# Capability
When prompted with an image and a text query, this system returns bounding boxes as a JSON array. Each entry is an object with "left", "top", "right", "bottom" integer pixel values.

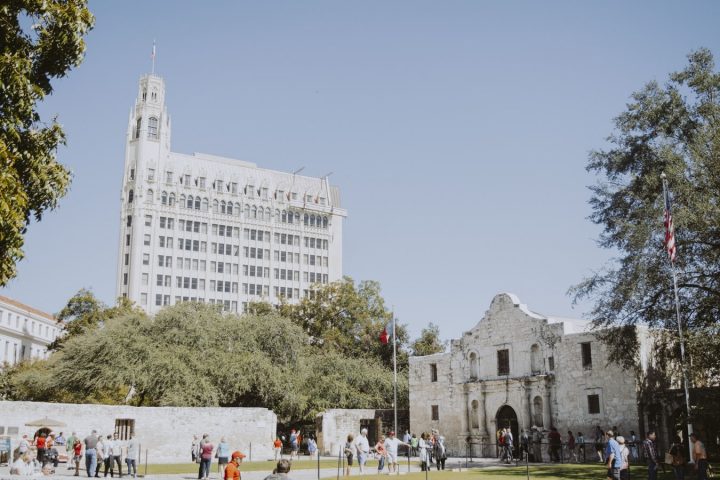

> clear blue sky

[{"left": 3, "top": 1, "right": 719, "bottom": 340}]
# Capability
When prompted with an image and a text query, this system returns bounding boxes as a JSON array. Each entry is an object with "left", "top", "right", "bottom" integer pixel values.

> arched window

[
  {"left": 202, "top": 198, "right": 209, "bottom": 212},
  {"left": 180, "top": 194, "right": 186, "bottom": 208},
  {"left": 220, "top": 200, "right": 227, "bottom": 214},
  {"left": 323, "top": 216, "right": 328, "bottom": 228},
  {"left": 241, "top": 204, "right": 246, "bottom": 217},
  {"left": 310, "top": 215, "right": 316, "bottom": 227},
  {"left": 135, "top": 118, "right": 141, "bottom": 139},
  {"left": 169, "top": 193, "right": 176, "bottom": 206},
  {"left": 194, "top": 197, "right": 200, "bottom": 210},
  {"left": 128, "top": 189, "right": 134, "bottom": 203},
  {"left": 148, "top": 117, "right": 158, "bottom": 139},
  {"left": 258, "top": 208, "right": 264, "bottom": 221},
  {"left": 145, "top": 189, "right": 153, "bottom": 204},
  {"left": 244, "top": 204, "right": 250, "bottom": 217},
  {"left": 275, "top": 209, "right": 280, "bottom": 223},
  {"left": 304, "top": 213, "right": 309, "bottom": 225},
  {"left": 252, "top": 206, "right": 257, "bottom": 219},
  {"left": 226, "top": 202, "right": 233, "bottom": 215},
  {"left": 281, "top": 210, "right": 287, "bottom": 223},
  {"left": 187, "top": 195, "right": 194, "bottom": 209},
  {"left": 294, "top": 212, "right": 300, "bottom": 223},
  {"left": 531, "top": 344, "right": 542, "bottom": 374},
  {"left": 265, "top": 207, "right": 271, "bottom": 220},
  {"left": 469, "top": 352, "right": 479, "bottom": 380},
  {"left": 213, "top": 200, "right": 219, "bottom": 214},
  {"left": 161, "top": 191, "right": 168, "bottom": 205}
]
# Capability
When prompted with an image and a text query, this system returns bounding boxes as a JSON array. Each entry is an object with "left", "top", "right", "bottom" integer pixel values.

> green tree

[
  {"left": 48, "top": 289, "right": 139, "bottom": 351},
  {"left": 278, "top": 277, "right": 410, "bottom": 370},
  {"left": 410, "top": 323, "right": 446, "bottom": 356},
  {"left": 0, "top": 0, "right": 94, "bottom": 286},
  {"left": 570, "top": 48, "right": 720, "bottom": 370},
  {"left": 3, "top": 302, "right": 406, "bottom": 423}
]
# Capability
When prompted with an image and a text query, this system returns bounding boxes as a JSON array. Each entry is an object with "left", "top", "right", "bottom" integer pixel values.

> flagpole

[
  {"left": 660, "top": 172, "right": 693, "bottom": 461},
  {"left": 392, "top": 307, "right": 398, "bottom": 437}
]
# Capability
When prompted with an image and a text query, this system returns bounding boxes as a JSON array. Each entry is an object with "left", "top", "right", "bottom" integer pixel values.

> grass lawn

[{"left": 143, "top": 458, "right": 346, "bottom": 475}]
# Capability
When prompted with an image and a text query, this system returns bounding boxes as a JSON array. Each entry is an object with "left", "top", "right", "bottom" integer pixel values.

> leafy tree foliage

[
  {"left": 48, "top": 289, "right": 140, "bottom": 351},
  {"left": 276, "top": 277, "right": 410, "bottom": 370},
  {"left": 1, "top": 302, "right": 407, "bottom": 423},
  {"left": 410, "top": 323, "right": 446, "bottom": 356},
  {"left": 570, "top": 48, "right": 720, "bottom": 372},
  {"left": 0, "top": 1, "right": 94, "bottom": 286}
]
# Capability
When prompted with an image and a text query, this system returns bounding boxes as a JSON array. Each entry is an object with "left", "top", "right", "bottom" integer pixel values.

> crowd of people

[
  {"left": 9, "top": 430, "right": 139, "bottom": 478},
  {"left": 340, "top": 428, "right": 446, "bottom": 476}
]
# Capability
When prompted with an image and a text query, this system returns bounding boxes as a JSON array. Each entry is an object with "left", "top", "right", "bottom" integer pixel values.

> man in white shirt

[
  {"left": 355, "top": 428, "right": 370, "bottom": 473},
  {"left": 110, "top": 433, "right": 123, "bottom": 477},
  {"left": 384, "top": 431, "right": 410, "bottom": 474}
]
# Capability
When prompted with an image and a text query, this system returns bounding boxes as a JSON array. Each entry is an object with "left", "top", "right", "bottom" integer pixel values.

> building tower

[{"left": 116, "top": 73, "right": 346, "bottom": 314}]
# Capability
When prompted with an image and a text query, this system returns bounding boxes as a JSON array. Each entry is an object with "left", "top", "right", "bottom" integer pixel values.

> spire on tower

[{"left": 151, "top": 40, "right": 156, "bottom": 75}]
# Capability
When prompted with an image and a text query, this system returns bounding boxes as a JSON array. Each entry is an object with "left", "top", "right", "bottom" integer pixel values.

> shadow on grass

[{"left": 473, "top": 464, "right": 681, "bottom": 479}]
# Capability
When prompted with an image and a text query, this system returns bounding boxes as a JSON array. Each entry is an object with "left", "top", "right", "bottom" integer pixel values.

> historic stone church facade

[{"left": 409, "top": 293, "right": 646, "bottom": 455}]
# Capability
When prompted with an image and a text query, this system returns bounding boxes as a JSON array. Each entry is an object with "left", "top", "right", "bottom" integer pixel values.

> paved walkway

[{"left": 0, "top": 457, "right": 516, "bottom": 480}]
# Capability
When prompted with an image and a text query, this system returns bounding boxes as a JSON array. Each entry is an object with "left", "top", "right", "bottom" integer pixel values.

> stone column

[
  {"left": 479, "top": 384, "right": 488, "bottom": 437},
  {"left": 526, "top": 379, "right": 534, "bottom": 428},
  {"left": 543, "top": 381, "right": 552, "bottom": 429},
  {"left": 461, "top": 384, "right": 469, "bottom": 435}
]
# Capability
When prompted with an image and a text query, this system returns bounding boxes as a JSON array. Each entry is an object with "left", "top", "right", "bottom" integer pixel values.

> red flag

[{"left": 379, "top": 327, "right": 389, "bottom": 345}]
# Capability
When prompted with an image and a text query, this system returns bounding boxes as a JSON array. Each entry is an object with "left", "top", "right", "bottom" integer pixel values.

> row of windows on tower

[{"left": 128, "top": 190, "right": 330, "bottom": 228}]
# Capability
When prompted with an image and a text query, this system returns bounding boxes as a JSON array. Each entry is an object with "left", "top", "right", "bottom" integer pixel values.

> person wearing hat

[
  {"left": 383, "top": 431, "right": 409, "bottom": 474},
  {"left": 224, "top": 451, "right": 245, "bottom": 480}
]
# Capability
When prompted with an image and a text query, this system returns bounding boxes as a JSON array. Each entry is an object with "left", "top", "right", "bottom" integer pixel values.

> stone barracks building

[{"left": 410, "top": 293, "right": 649, "bottom": 456}]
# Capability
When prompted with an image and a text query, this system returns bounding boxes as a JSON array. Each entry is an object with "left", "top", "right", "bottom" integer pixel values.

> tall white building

[
  {"left": 0, "top": 295, "right": 61, "bottom": 367},
  {"left": 116, "top": 74, "right": 346, "bottom": 314}
]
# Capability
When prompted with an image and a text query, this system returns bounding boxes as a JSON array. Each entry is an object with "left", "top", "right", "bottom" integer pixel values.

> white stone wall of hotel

[{"left": 0, "top": 297, "right": 61, "bottom": 367}]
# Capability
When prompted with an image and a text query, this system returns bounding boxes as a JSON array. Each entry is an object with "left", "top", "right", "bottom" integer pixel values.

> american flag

[{"left": 664, "top": 188, "right": 677, "bottom": 263}]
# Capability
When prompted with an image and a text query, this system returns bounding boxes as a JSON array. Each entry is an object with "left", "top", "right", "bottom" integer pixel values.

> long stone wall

[{"left": 0, "top": 401, "right": 276, "bottom": 463}]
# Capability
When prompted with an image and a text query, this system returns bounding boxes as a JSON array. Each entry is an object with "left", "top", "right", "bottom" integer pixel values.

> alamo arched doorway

[{"left": 495, "top": 405, "right": 518, "bottom": 453}]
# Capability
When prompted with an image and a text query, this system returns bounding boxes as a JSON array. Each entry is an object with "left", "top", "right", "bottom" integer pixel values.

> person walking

[
  {"left": 343, "top": 434, "right": 355, "bottom": 477},
  {"left": 576, "top": 432, "right": 585, "bottom": 463},
  {"left": 125, "top": 433, "right": 139, "bottom": 479},
  {"left": 84, "top": 430, "right": 99, "bottom": 479},
  {"left": 641, "top": 431, "right": 658, "bottom": 480},
  {"left": 418, "top": 433, "right": 429, "bottom": 472},
  {"left": 198, "top": 436, "right": 214, "bottom": 480},
  {"left": 95, "top": 435, "right": 105, "bottom": 478},
  {"left": 307, "top": 437, "right": 317, "bottom": 459},
  {"left": 433, "top": 435, "right": 447, "bottom": 470},
  {"left": 355, "top": 428, "right": 370, "bottom": 474},
  {"left": 110, "top": 433, "right": 123, "bottom": 477},
  {"left": 548, "top": 427, "right": 561, "bottom": 463},
  {"left": 102, "top": 435, "right": 114, "bottom": 477},
  {"left": 594, "top": 425, "right": 605, "bottom": 463},
  {"left": 690, "top": 432, "right": 708, "bottom": 480},
  {"left": 617, "top": 436, "right": 630, "bottom": 480},
  {"left": 410, "top": 434, "right": 418, "bottom": 457},
  {"left": 273, "top": 438, "right": 282, "bottom": 461},
  {"left": 67, "top": 432, "right": 78, "bottom": 470},
  {"left": 668, "top": 436, "right": 685, "bottom": 480},
  {"left": 566, "top": 431, "right": 577, "bottom": 463},
  {"left": 384, "top": 431, "right": 409, "bottom": 474},
  {"left": 192, "top": 435, "right": 200, "bottom": 463},
  {"left": 72, "top": 438, "right": 83, "bottom": 477},
  {"left": 216, "top": 437, "right": 230, "bottom": 477},
  {"left": 375, "top": 436, "right": 387, "bottom": 474},
  {"left": 289, "top": 430, "right": 299, "bottom": 461},
  {"left": 604, "top": 430, "right": 623, "bottom": 480}
]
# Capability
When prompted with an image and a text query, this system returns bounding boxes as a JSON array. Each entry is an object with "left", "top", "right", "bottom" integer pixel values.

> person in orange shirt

[
  {"left": 273, "top": 438, "right": 282, "bottom": 460},
  {"left": 224, "top": 451, "right": 245, "bottom": 480}
]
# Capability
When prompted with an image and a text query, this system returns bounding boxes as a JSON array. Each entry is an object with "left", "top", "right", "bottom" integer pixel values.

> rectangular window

[
  {"left": 144, "top": 234, "right": 151, "bottom": 246},
  {"left": 587, "top": 394, "right": 600, "bottom": 414},
  {"left": 497, "top": 349, "right": 510, "bottom": 376},
  {"left": 145, "top": 215, "right": 152, "bottom": 227},
  {"left": 431, "top": 405, "right": 439, "bottom": 421},
  {"left": 142, "top": 273, "right": 148, "bottom": 285},
  {"left": 430, "top": 363, "right": 438, "bottom": 382},
  {"left": 548, "top": 356, "right": 555, "bottom": 371},
  {"left": 581, "top": 342, "right": 592, "bottom": 369},
  {"left": 142, "top": 254, "right": 150, "bottom": 265},
  {"left": 125, "top": 234, "right": 130, "bottom": 246}
]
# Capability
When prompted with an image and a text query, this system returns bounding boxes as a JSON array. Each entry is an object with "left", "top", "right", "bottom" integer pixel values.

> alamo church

[{"left": 410, "top": 293, "right": 651, "bottom": 454}]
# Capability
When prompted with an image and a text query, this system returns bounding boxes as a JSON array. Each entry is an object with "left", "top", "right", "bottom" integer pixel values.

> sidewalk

[{"left": 0, "top": 457, "right": 513, "bottom": 480}]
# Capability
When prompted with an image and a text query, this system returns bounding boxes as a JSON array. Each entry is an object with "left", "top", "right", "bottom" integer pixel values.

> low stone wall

[{"left": 0, "top": 401, "right": 276, "bottom": 463}]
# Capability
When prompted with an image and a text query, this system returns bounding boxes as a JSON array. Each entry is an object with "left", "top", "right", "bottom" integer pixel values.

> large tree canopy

[
  {"left": 570, "top": 48, "right": 720, "bottom": 372},
  {"left": 0, "top": 0, "right": 94, "bottom": 286}
]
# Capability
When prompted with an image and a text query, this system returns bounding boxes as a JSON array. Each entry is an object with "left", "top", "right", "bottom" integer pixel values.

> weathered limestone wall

[
  {"left": 409, "top": 293, "right": 642, "bottom": 457},
  {"left": 316, "top": 409, "right": 376, "bottom": 456},
  {"left": 0, "top": 401, "right": 276, "bottom": 463}
]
